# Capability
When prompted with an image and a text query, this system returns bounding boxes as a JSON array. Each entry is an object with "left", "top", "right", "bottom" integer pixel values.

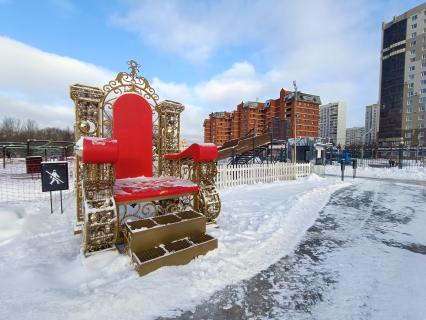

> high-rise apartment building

[
  {"left": 346, "top": 127, "right": 365, "bottom": 146},
  {"left": 379, "top": 3, "right": 426, "bottom": 146},
  {"left": 203, "top": 88, "right": 321, "bottom": 146},
  {"left": 364, "top": 103, "right": 380, "bottom": 144},
  {"left": 319, "top": 102, "right": 347, "bottom": 146},
  {"left": 203, "top": 111, "right": 232, "bottom": 146}
]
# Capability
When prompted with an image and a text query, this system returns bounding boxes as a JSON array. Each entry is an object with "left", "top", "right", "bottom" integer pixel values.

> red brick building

[
  {"left": 203, "top": 111, "right": 232, "bottom": 146},
  {"left": 203, "top": 88, "right": 321, "bottom": 146}
]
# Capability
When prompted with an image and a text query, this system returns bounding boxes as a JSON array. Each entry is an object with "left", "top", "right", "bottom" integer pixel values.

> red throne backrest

[{"left": 113, "top": 93, "right": 153, "bottom": 179}]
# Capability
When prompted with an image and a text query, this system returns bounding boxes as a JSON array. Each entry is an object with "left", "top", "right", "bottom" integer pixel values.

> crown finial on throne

[{"left": 128, "top": 60, "right": 140, "bottom": 79}]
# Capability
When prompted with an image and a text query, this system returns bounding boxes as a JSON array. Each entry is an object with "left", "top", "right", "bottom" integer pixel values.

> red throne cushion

[
  {"left": 114, "top": 176, "right": 199, "bottom": 203},
  {"left": 113, "top": 93, "right": 153, "bottom": 179}
]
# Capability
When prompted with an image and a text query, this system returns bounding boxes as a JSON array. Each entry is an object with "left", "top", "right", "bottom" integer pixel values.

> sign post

[
  {"left": 340, "top": 160, "right": 345, "bottom": 181},
  {"left": 41, "top": 161, "right": 69, "bottom": 214},
  {"left": 352, "top": 159, "right": 357, "bottom": 179}
]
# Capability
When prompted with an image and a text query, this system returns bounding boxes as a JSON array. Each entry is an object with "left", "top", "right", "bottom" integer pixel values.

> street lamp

[{"left": 293, "top": 81, "right": 298, "bottom": 163}]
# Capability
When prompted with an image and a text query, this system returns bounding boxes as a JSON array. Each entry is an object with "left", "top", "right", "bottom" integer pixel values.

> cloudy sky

[{"left": 0, "top": 0, "right": 422, "bottom": 141}]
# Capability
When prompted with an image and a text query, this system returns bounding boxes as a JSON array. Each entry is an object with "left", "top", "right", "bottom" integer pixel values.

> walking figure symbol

[{"left": 46, "top": 170, "right": 64, "bottom": 185}]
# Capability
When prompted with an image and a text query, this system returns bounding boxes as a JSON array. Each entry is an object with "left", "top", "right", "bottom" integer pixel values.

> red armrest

[
  {"left": 164, "top": 143, "right": 218, "bottom": 162},
  {"left": 76, "top": 137, "right": 119, "bottom": 164}
]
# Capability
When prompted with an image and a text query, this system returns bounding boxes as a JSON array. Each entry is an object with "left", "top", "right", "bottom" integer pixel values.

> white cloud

[
  {"left": 0, "top": 96, "right": 73, "bottom": 129},
  {"left": 0, "top": 36, "right": 113, "bottom": 105},
  {"left": 195, "top": 62, "right": 265, "bottom": 108},
  {"left": 0, "top": 36, "right": 207, "bottom": 142},
  {"left": 111, "top": 0, "right": 414, "bottom": 128},
  {"left": 110, "top": 1, "right": 252, "bottom": 63},
  {"left": 151, "top": 77, "right": 192, "bottom": 103},
  {"left": 0, "top": 36, "right": 114, "bottom": 130}
]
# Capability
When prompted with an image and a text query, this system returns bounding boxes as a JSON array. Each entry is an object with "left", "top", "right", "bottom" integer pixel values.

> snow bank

[
  {"left": 325, "top": 164, "right": 426, "bottom": 181},
  {"left": 0, "top": 206, "right": 24, "bottom": 245},
  {"left": 0, "top": 175, "right": 348, "bottom": 319}
]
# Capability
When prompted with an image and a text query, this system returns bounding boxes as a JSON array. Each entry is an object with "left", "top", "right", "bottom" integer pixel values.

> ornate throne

[{"left": 70, "top": 61, "right": 221, "bottom": 275}]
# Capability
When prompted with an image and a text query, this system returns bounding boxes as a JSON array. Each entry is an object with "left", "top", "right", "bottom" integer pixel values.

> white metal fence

[{"left": 216, "top": 163, "right": 312, "bottom": 189}]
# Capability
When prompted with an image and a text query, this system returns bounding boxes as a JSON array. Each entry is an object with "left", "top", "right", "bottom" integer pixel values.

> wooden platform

[{"left": 125, "top": 210, "right": 218, "bottom": 276}]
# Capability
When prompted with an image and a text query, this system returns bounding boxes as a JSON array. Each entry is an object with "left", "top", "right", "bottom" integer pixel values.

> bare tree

[{"left": 0, "top": 117, "right": 74, "bottom": 142}]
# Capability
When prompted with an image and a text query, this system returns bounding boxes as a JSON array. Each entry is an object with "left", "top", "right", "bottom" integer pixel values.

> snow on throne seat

[{"left": 114, "top": 176, "right": 199, "bottom": 203}]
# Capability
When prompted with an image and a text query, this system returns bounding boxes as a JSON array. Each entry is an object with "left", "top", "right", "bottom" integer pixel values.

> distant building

[
  {"left": 203, "top": 111, "right": 232, "bottom": 146},
  {"left": 364, "top": 103, "right": 380, "bottom": 144},
  {"left": 379, "top": 3, "right": 426, "bottom": 146},
  {"left": 231, "top": 101, "right": 265, "bottom": 139},
  {"left": 319, "top": 102, "right": 347, "bottom": 147},
  {"left": 203, "top": 88, "right": 322, "bottom": 146},
  {"left": 179, "top": 139, "right": 188, "bottom": 151},
  {"left": 346, "top": 127, "right": 365, "bottom": 146}
]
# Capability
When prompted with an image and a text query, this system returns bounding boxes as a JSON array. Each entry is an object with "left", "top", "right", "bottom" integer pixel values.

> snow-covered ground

[
  {"left": 163, "top": 179, "right": 426, "bottom": 320},
  {"left": 0, "top": 175, "right": 347, "bottom": 320},
  {"left": 1, "top": 170, "right": 425, "bottom": 319},
  {"left": 324, "top": 164, "right": 426, "bottom": 181}
]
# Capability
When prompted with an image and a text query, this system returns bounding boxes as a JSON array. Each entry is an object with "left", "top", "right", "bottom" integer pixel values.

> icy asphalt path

[
  {"left": 160, "top": 179, "right": 426, "bottom": 320},
  {"left": 0, "top": 176, "right": 347, "bottom": 320}
]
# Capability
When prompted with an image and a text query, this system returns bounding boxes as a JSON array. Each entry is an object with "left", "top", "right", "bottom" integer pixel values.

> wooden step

[
  {"left": 125, "top": 210, "right": 206, "bottom": 253},
  {"left": 124, "top": 210, "right": 218, "bottom": 276},
  {"left": 132, "top": 233, "right": 218, "bottom": 276}
]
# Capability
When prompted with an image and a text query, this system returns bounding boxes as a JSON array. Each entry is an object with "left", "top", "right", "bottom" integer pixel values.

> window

[
  {"left": 408, "top": 82, "right": 414, "bottom": 88},
  {"left": 411, "top": 49, "right": 416, "bottom": 55},
  {"left": 419, "top": 105, "right": 426, "bottom": 111},
  {"left": 420, "top": 97, "right": 426, "bottom": 103},
  {"left": 423, "top": 54, "right": 426, "bottom": 59},
  {"left": 422, "top": 71, "right": 426, "bottom": 76},
  {"left": 408, "top": 91, "right": 415, "bottom": 97},
  {"left": 405, "top": 132, "right": 412, "bottom": 138},
  {"left": 406, "top": 116, "right": 412, "bottom": 122},
  {"left": 407, "top": 99, "right": 413, "bottom": 105},
  {"left": 412, "top": 32, "right": 417, "bottom": 38},
  {"left": 419, "top": 123, "right": 425, "bottom": 129},
  {"left": 412, "top": 23, "right": 418, "bottom": 29},
  {"left": 410, "top": 57, "right": 416, "bottom": 62},
  {"left": 421, "top": 88, "right": 426, "bottom": 94},
  {"left": 412, "top": 15, "right": 418, "bottom": 21},
  {"left": 411, "top": 40, "right": 417, "bottom": 46},
  {"left": 409, "top": 74, "right": 415, "bottom": 80},
  {"left": 423, "top": 62, "right": 426, "bottom": 68},
  {"left": 409, "top": 66, "right": 416, "bottom": 71},
  {"left": 423, "top": 45, "right": 426, "bottom": 51},
  {"left": 407, "top": 107, "right": 413, "bottom": 113},
  {"left": 419, "top": 131, "right": 425, "bottom": 137},
  {"left": 424, "top": 36, "right": 426, "bottom": 42},
  {"left": 422, "top": 79, "right": 426, "bottom": 84},
  {"left": 406, "top": 124, "right": 413, "bottom": 130},
  {"left": 419, "top": 114, "right": 425, "bottom": 120}
]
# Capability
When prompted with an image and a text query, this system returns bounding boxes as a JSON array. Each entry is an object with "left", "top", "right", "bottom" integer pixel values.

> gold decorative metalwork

[
  {"left": 197, "top": 183, "right": 221, "bottom": 221},
  {"left": 70, "top": 85, "right": 104, "bottom": 223},
  {"left": 81, "top": 165, "right": 118, "bottom": 255},
  {"left": 100, "top": 60, "right": 160, "bottom": 138},
  {"left": 71, "top": 60, "right": 221, "bottom": 257},
  {"left": 117, "top": 194, "right": 195, "bottom": 225},
  {"left": 157, "top": 100, "right": 185, "bottom": 175},
  {"left": 162, "top": 158, "right": 221, "bottom": 221}
]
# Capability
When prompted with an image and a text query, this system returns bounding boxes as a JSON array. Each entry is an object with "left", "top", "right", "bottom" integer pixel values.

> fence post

[{"left": 398, "top": 141, "right": 403, "bottom": 169}]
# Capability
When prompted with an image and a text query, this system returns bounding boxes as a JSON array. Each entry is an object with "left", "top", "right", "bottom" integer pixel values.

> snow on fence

[{"left": 216, "top": 163, "right": 312, "bottom": 189}]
